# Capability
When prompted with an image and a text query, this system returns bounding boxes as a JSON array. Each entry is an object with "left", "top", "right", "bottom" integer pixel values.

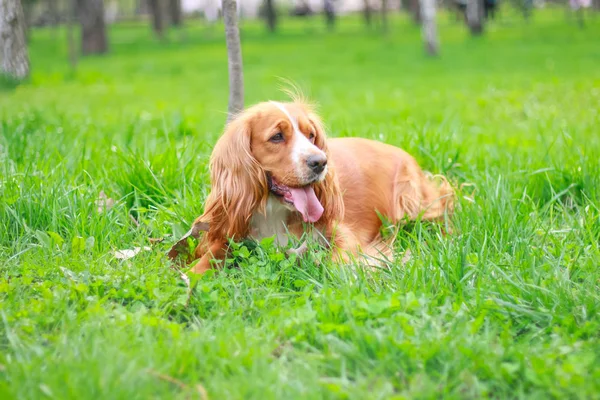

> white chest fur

[{"left": 249, "top": 196, "right": 292, "bottom": 246}]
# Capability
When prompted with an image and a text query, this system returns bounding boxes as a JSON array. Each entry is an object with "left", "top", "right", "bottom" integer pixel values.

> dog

[{"left": 189, "top": 100, "right": 453, "bottom": 273}]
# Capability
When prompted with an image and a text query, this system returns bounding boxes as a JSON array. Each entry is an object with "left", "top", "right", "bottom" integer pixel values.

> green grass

[{"left": 1, "top": 8, "right": 600, "bottom": 399}]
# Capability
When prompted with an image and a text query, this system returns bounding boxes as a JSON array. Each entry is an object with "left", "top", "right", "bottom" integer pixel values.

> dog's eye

[
  {"left": 309, "top": 132, "right": 315, "bottom": 143},
  {"left": 269, "top": 132, "right": 284, "bottom": 143}
]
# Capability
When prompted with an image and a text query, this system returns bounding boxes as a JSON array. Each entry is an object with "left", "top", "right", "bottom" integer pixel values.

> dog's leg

[{"left": 190, "top": 239, "right": 228, "bottom": 274}]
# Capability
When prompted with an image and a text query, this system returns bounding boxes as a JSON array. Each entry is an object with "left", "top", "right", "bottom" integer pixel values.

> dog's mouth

[{"left": 268, "top": 176, "right": 324, "bottom": 223}]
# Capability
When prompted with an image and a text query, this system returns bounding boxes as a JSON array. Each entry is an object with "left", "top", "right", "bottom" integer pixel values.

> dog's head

[{"left": 200, "top": 101, "right": 344, "bottom": 241}]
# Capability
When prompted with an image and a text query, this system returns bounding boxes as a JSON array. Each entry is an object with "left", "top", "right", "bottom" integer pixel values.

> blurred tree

[
  {"left": 76, "top": 0, "right": 108, "bottom": 54},
  {"left": 484, "top": 0, "right": 497, "bottom": 19},
  {"left": 521, "top": 0, "right": 533, "bottom": 21},
  {"left": 67, "top": 0, "right": 78, "bottom": 68},
  {"left": 168, "top": 0, "right": 182, "bottom": 27},
  {"left": 19, "top": 0, "right": 35, "bottom": 41},
  {"left": 324, "top": 0, "right": 335, "bottom": 30},
  {"left": 467, "top": 0, "right": 484, "bottom": 34},
  {"left": 420, "top": 0, "right": 438, "bottom": 55},
  {"left": 264, "top": 0, "right": 277, "bottom": 32},
  {"left": 148, "top": 0, "right": 165, "bottom": 39},
  {"left": 223, "top": 0, "right": 244, "bottom": 120},
  {"left": 363, "top": 0, "right": 372, "bottom": 27},
  {"left": 46, "top": 0, "right": 59, "bottom": 25},
  {"left": 410, "top": 0, "right": 421, "bottom": 23},
  {"left": 0, "top": 0, "right": 30, "bottom": 79},
  {"left": 381, "top": 0, "right": 388, "bottom": 32}
]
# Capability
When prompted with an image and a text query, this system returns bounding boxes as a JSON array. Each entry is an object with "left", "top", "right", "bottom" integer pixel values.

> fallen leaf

[
  {"left": 401, "top": 248, "right": 412, "bottom": 264},
  {"left": 39, "top": 384, "right": 53, "bottom": 397},
  {"left": 286, "top": 241, "right": 308, "bottom": 257},
  {"left": 59, "top": 266, "right": 78, "bottom": 281},
  {"left": 149, "top": 237, "right": 164, "bottom": 244},
  {"left": 96, "top": 191, "right": 115, "bottom": 213},
  {"left": 167, "top": 221, "right": 209, "bottom": 262},
  {"left": 114, "top": 246, "right": 151, "bottom": 260}
]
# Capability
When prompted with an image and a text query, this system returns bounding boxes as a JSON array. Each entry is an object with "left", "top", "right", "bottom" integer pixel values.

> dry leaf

[
  {"left": 401, "top": 248, "right": 412, "bottom": 264},
  {"left": 114, "top": 246, "right": 151, "bottom": 260},
  {"left": 96, "top": 191, "right": 115, "bottom": 213},
  {"left": 167, "top": 221, "right": 210, "bottom": 262},
  {"left": 286, "top": 241, "right": 308, "bottom": 257}
]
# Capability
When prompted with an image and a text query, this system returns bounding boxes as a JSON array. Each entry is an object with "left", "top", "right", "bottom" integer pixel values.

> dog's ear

[
  {"left": 198, "top": 113, "right": 268, "bottom": 242},
  {"left": 308, "top": 111, "right": 345, "bottom": 225}
]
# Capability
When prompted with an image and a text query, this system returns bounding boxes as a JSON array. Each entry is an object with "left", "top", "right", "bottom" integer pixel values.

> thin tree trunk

[
  {"left": 76, "top": 0, "right": 108, "bottom": 54},
  {"left": 136, "top": 0, "right": 149, "bottom": 15},
  {"left": 467, "top": 0, "right": 483, "bottom": 34},
  {"left": 67, "top": 0, "right": 78, "bottom": 69},
  {"left": 148, "top": 0, "right": 165, "bottom": 39},
  {"left": 522, "top": 0, "right": 532, "bottom": 21},
  {"left": 420, "top": 0, "right": 438, "bottom": 55},
  {"left": 21, "top": 0, "right": 31, "bottom": 41},
  {"left": 223, "top": 0, "right": 244, "bottom": 121},
  {"left": 576, "top": 7, "right": 584, "bottom": 28},
  {"left": 324, "top": 0, "right": 335, "bottom": 30},
  {"left": 168, "top": 0, "right": 182, "bottom": 27},
  {"left": 47, "top": 0, "right": 59, "bottom": 25},
  {"left": 264, "top": 0, "right": 277, "bottom": 32},
  {"left": 381, "top": 0, "right": 388, "bottom": 32},
  {"left": 363, "top": 0, "right": 372, "bottom": 26},
  {"left": 410, "top": 0, "right": 421, "bottom": 23},
  {"left": 0, "top": 0, "right": 30, "bottom": 79}
]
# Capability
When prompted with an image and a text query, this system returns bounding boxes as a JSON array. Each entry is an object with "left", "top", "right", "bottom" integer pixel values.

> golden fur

[{"left": 190, "top": 101, "right": 453, "bottom": 273}]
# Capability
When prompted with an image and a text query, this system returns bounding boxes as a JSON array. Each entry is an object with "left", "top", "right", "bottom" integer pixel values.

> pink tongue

[{"left": 287, "top": 186, "right": 324, "bottom": 223}]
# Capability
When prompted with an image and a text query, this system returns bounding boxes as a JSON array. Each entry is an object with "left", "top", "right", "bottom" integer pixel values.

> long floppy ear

[
  {"left": 198, "top": 114, "right": 268, "bottom": 242},
  {"left": 308, "top": 111, "right": 345, "bottom": 225}
]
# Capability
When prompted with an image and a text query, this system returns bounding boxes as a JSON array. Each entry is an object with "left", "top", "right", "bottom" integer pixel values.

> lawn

[{"left": 1, "top": 8, "right": 600, "bottom": 399}]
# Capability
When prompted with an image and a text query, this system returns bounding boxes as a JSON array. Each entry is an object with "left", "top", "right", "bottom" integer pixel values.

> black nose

[{"left": 306, "top": 154, "right": 328, "bottom": 174}]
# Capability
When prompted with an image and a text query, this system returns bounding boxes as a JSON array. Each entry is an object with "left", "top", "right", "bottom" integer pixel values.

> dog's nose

[{"left": 306, "top": 154, "right": 327, "bottom": 174}]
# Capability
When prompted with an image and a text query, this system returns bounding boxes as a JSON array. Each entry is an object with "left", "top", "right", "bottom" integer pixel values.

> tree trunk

[
  {"left": 21, "top": 0, "right": 31, "bottom": 40},
  {"left": 363, "top": 0, "right": 372, "bottom": 27},
  {"left": 264, "top": 0, "right": 277, "bottom": 32},
  {"left": 47, "top": 0, "right": 59, "bottom": 25},
  {"left": 148, "top": 0, "right": 165, "bottom": 39},
  {"left": 223, "top": 0, "right": 244, "bottom": 121},
  {"left": 324, "top": 0, "right": 335, "bottom": 30},
  {"left": 136, "top": 0, "right": 149, "bottom": 15},
  {"left": 522, "top": 0, "right": 532, "bottom": 21},
  {"left": 576, "top": 7, "right": 584, "bottom": 28},
  {"left": 410, "top": 0, "right": 421, "bottom": 23},
  {"left": 381, "top": 0, "right": 388, "bottom": 32},
  {"left": 466, "top": 0, "right": 483, "bottom": 34},
  {"left": 420, "top": 0, "right": 438, "bottom": 56},
  {"left": 168, "top": 0, "right": 182, "bottom": 27},
  {"left": 76, "top": 0, "right": 108, "bottom": 54},
  {"left": 67, "top": 0, "right": 78, "bottom": 69},
  {"left": 0, "top": 0, "right": 30, "bottom": 80}
]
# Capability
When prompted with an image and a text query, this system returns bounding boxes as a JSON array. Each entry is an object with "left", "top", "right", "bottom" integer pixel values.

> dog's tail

[{"left": 391, "top": 155, "right": 455, "bottom": 223}]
